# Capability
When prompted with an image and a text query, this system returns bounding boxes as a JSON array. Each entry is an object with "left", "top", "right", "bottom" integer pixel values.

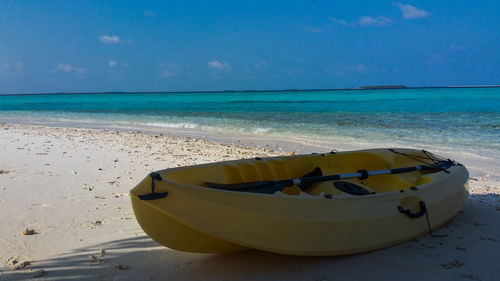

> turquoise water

[{"left": 1, "top": 88, "right": 499, "bottom": 157}]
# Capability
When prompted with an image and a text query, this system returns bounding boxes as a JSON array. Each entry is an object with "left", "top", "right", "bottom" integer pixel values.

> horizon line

[{"left": 1, "top": 84, "right": 499, "bottom": 96}]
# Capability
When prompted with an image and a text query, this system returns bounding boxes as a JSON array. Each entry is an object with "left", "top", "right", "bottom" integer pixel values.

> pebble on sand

[
  {"left": 82, "top": 184, "right": 94, "bottom": 191},
  {"left": 89, "top": 249, "right": 106, "bottom": 264},
  {"left": 5, "top": 257, "right": 31, "bottom": 270},
  {"left": 33, "top": 268, "right": 46, "bottom": 277},
  {"left": 21, "top": 228, "right": 37, "bottom": 235},
  {"left": 115, "top": 264, "right": 129, "bottom": 270}
]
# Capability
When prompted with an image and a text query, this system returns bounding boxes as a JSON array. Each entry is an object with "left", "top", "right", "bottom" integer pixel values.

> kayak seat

[{"left": 333, "top": 181, "right": 375, "bottom": 195}]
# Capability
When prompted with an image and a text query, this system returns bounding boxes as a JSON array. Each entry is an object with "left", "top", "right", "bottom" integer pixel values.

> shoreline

[
  {"left": 1, "top": 119, "right": 498, "bottom": 180},
  {"left": 1, "top": 123, "right": 499, "bottom": 280}
]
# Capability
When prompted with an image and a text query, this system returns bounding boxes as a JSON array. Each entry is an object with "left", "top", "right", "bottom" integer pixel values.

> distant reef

[{"left": 360, "top": 85, "right": 407, "bottom": 90}]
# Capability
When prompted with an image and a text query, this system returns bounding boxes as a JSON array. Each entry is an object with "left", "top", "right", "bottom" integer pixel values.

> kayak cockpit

[{"left": 160, "top": 149, "right": 438, "bottom": 197}]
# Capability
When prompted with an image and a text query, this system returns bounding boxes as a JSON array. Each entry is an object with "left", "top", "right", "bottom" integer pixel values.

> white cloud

[
  {"left": 56, "top": 63, "right": 73, "bottom": 72},
  {"left": 359, "top": 16, "right": 393, "bottom": 26},
  {"left": 325, "top": 63, "right": 384, "bottom": 77},
  {"left": 348, "top": 64, "right": 368, "bottom": 72},
  {"left": 396, "top": 3, "right": 429, "bottom": 19},
  {"left": 426, "top": 54, "right": 446, "bottom": 65},
  {"left": 330, "top": 15, "right": 393, "bottom": 27},
  {"left": 56, "top": 63, "right": 85, "bottom": 74},
  {"left": 159, "top": 63, "right": 182, "bottom": 78},
  {"left": 208, "top": 60, "right": 231, "bottom": 71},
  {"left": 99, "top": 35, "right": 121, "bottom": 44},
  {"left": 108, "top": 61, "right": 129, "bottom": 68},
  {"left": 328, "top": 17, "right": 351, "bottom": 27},
  {"left": 303, "top": 27, "right": 325, "bottom": 33},
  {"left": 254, "top": 60, "right": 268, "bottom": 70},
  {"left": 323, "top": 68, "right": 344, "bottom": 77},
  {"left": 0, "top": 62, "right": 23, "bottom": 77}
]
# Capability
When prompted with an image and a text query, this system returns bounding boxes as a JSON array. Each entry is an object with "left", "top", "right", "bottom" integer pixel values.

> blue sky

[{"left": 1, "top": 1, "right": 499, "bottom": 93}]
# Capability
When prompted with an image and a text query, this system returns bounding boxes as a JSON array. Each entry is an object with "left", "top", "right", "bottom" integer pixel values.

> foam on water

[
  {"left": 252, "top": 127, "right": 272, "bottom": 134},
  {"left": 143, "top": 122, "right": 199, "bottom": 129}
]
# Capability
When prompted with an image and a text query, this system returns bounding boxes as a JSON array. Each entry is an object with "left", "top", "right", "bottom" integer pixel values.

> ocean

[{"left": 1, "top": 88, "right": 499, "bottom": 164}]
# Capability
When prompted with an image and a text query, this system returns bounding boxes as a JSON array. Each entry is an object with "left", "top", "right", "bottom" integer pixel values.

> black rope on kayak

[
  {"left": 389, "top": 149, "right": 438, "bottom": 166},
  {"left": 138, "top": 172, "right": 168, "bottom": 200},
  {"left": 398, "top": 201, "right": 447, "bottom": 238},
  {"left": 389, "top": 149, "right": 456, "bottom": 172},
  {"left": 422, "top": 150, "right": 439, "bottom": 166},
  {"left": 398, "top": 201, "right": 427, "bottom": 219},
  {"left": 424, "top": 150, "right": 459, "bottom": 173},
  {"left": 425, "top": 204, "right": 448, "bottom": 238}
]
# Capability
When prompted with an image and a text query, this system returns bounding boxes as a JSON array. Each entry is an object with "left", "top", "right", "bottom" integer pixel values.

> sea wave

[
  {"left": 142, "top": 122, "right": 198, "bottom": 129},
  {"left": 252, "top": 127, "right": 271, "bottom": 134}
]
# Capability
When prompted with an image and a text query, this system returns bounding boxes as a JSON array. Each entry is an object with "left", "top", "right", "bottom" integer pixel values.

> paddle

[{"left": 204, "top": 160, "right": 455, "bottom": 194}]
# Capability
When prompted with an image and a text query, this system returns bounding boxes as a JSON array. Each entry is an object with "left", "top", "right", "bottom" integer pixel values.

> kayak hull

[{"left": 130, "top": 148, "right": 469, "bottom": 256}]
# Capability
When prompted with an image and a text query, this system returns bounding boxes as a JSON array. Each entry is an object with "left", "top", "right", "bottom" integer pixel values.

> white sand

[{"left": 0, "top": 124, "right": 498, "bottom": 281}]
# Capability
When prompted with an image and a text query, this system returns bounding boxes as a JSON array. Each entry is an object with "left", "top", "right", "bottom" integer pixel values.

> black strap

[
  {"left": 138, "top": 173, "right": 168, "bottom": 200},
  {"left": 398, "top": 201, "right": 427, "bottom": 219}
]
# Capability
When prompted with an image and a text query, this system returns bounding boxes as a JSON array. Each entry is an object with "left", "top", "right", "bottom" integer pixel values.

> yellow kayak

[{"left": 130, "top": 148, "right": 469, "bottom": 256}]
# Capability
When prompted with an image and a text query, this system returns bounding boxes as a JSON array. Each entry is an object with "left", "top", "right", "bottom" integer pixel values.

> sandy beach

[{"left": 0, "top": 123, "right": 498, "bottom": 281}]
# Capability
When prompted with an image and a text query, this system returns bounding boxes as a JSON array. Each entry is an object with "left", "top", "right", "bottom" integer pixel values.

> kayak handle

[
  {"left": 398, "top": 201, "right": 427, "bottom": 219},
  {"left": 138, "top": 172, "right": 168, "bottom": 200},
  {"left": 398, "top": 201, "right": 448, "bottom": 238}
]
